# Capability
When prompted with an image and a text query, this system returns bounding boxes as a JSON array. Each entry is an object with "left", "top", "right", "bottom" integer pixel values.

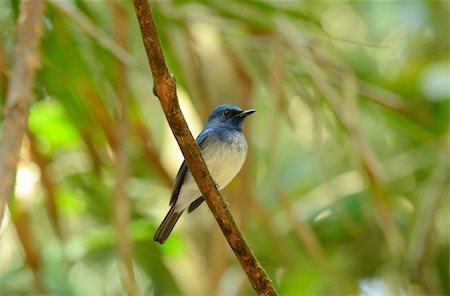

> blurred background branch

[
  {"left": 111, "top": 2, "right": 139, "bottom": 295},
  {"left": 0, "top": 0, "right": 44, "bottom": 225}
]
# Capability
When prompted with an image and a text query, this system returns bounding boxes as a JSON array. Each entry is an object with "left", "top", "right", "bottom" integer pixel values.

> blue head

[{"left": 205, "top": 104, "right": 255, "bottom": 131}]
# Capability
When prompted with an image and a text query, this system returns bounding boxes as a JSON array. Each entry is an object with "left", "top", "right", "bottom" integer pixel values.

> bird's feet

[{"left": 213, "top": 181, "right": 220, "bottom": 190}]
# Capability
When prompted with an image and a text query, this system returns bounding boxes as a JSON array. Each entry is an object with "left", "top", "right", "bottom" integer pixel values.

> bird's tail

[{"left": 153, "top": 205, "right": 183, "bottom": 244}]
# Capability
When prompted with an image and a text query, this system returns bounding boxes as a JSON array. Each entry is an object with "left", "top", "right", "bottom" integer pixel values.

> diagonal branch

[
  {"left": 27, "top": 130, "right": 63, "bottom": 238},
  {"left": 132, "top": 1, "right": 278, "bottom": 295},
  {"left": 0, "top": 0, "right": 45, "bottom": 225},
  {"left": 13, "top": 207, "right": 47, "bottom": 294}
]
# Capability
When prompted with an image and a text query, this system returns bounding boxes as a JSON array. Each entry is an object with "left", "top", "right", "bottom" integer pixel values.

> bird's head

[{"left": 205, "top": 104, "right": 255, "bottom": 130}]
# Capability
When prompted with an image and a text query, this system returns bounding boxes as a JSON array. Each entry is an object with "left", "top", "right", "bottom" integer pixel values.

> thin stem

[
  {"left": 0, "top": 0, "right": 45, "bottom": 225},
  {"left": 112, "top": 2, "right": 139, "bottom": 295}
]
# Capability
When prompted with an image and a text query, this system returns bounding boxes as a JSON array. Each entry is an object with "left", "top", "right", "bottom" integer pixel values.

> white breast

[{"left": 174, "top": 133, "right": 248, "bottom": 212}]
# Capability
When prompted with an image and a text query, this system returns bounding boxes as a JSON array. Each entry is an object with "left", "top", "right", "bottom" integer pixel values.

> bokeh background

[{"left": 0, "top": 1, "right": 448, "bottom": 295}]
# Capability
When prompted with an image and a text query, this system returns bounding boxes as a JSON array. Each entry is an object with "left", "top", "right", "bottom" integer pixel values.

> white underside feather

[{"left": 174, "top": 132, "right": 247, "bottom": 212}]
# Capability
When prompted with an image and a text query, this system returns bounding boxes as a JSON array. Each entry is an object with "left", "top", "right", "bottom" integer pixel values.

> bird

[{"left": 154, "top": 104, "right": 255, "bottom": 244}]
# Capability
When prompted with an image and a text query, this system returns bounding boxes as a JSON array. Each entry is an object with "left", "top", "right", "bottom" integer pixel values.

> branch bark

[
  {"left": 132, "top": 1, "right": 278, "bottom": 295},
  {"left": 0, "top": 0, "right": 45, "bottom": 225}
]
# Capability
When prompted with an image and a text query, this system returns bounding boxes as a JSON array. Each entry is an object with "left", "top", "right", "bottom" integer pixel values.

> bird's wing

[
  {"left": 187, "top": 197, "right": 204, "bottom": 213},
  {"left": 169, "top": 161, "right": 187, "bottom": 206},
  {"left": 169, "top": 129, "right": 211, "bottom": 206}
]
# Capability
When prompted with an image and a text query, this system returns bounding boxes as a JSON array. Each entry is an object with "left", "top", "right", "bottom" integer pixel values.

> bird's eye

[{"left": 223, "top": 110, "right": 231, "bottom": 117}]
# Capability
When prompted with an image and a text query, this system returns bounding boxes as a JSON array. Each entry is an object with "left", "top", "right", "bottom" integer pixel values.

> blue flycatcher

[{"left": 154, "top": 104, "right": 255, "bottom": 244}]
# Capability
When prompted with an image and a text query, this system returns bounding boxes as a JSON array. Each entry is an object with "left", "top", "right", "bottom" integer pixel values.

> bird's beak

[{"left": 236, "top": 109, "right": 256, "bottom": 118}]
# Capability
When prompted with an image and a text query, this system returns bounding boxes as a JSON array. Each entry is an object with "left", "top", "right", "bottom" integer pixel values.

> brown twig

[
  {"left": 111, "top": 2, "right": 139, "bottom": 295},
  {"left": 132, "top": 1, "right": 278, "bottom": 295},
  {"left": 27, "top": 130, "right": 63, "bottom": 238},
  {"left": 80, "top": 132, "right": 103, "bottom": 175},
  {"left": 13, "top": 207, "right": 47, "bottom": 294},
  {"left": 0, "top": 0, "right": 45, "bottom": 225}
]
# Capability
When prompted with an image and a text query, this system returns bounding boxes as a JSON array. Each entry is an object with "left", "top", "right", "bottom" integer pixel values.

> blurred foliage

[{"left": 0, "top": 0, "right": 449, "bottom": 295}]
